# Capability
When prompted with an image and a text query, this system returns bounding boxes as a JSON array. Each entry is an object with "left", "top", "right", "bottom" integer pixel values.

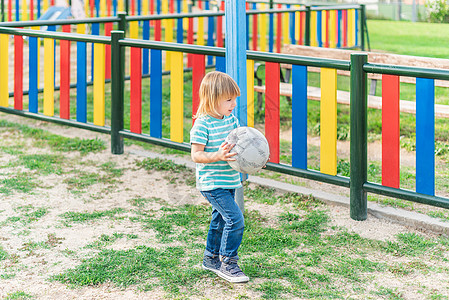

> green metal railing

[{"left": 0, "top": 26, "right": 446, "bottom": 220}]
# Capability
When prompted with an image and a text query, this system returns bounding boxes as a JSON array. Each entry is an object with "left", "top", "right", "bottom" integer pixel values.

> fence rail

[{"left": 0, "top": 25, "right": 446, "bottom": 221}]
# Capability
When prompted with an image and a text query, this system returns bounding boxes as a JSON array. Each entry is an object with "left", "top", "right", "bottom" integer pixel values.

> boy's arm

[{"left": 191, "top": 142, "right": 237, "bottom": 164}]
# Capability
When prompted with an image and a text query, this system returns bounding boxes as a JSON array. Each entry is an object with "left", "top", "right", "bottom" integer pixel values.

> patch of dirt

[{"left": 0, "top": 112, "right": 448, "bottom": 299}]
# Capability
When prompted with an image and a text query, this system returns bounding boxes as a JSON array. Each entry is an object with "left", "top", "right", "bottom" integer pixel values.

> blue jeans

[{"left": 200, "top": 188, "right": 244, "bottom": 261}]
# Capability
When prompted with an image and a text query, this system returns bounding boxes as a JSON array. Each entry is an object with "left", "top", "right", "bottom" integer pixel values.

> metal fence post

[
  {"left": 111, "top": 31, "right": 125, "bottom": 155},
  {"left": 118, "top": 12, "right": 127, "bottom": 36},
  {"left": 305, "top": 5, "right": 311, "bottom": 46},
  {"left": 350, "top": 53, "right": 368, "bottom": 220},
  {"left": 360, "top": 4, "right": 366, "bottom": 51}
]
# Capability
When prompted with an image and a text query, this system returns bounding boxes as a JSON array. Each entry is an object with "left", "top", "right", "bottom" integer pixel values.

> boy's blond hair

[{"left": 194, "top": 71, "right": 241, "bottom": 119}]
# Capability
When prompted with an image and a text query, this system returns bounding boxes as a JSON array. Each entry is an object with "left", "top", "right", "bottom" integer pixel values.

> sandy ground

[{"left": 0, "top": 113, "right": 448, "bottom": 299}]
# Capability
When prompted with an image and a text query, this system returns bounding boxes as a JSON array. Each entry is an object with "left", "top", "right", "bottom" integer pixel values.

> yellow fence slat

[
  {"left": 142, "top": 0, "right": 149, "bottom": 15},
  {"left": 170, "top": 51, "right": 184, "bottom": 143},
  {"left": 0, "top": 35, "right": 8, "bottom": 107},
  {"left": 197, "top": 17, "right": 205, "bottom": 46},
  {"left": 93, "top": 43, "right": 106, "bottom": 126},
  {"left": 320, "top": 68, "right": 337, "bottom": 175},
  {"left": 22, "top": 0, "right": 28, "bottom": 21},
  {"left": 310, "top": 11, "right": 317, "bottom": 47},
  {"left": 183, "top": 0, "right": 188, "bottom": 29},
  {"left": 295, "top": 10, "right": 300, "bottom": 42},
  {"left": 118, "top": 0, "right": 124, "bottom": 13},
  {"left": 330, "top": 11, "right": 334, "bottom": 46},
  {"left": 247, "top": 59, "right": 254, "bottom": 128},
  {"left": 282, "top": 11, "right": 289, "bottom": 45},
  {"left": 43, "top": 38, "right": 54, "bottom": 116},
  {"left": 348, "top": 9, "right": 355, "bottom": 47},
  {"left": 130, "top": 21, "right": 138, "bottom": 38},
  {"left": 259, "top": 4, "right": 267, "bottom": 52},
  {"left": 165, "top": 14, "right": 173, "bottom": 70},
  {"left": 100, "top": 0, "right": 106, "bottom": 17}
]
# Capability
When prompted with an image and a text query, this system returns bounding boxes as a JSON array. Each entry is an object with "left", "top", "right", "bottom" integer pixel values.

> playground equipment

[{"left": 0, "top": 5, "right": 447, "bottom": 220}]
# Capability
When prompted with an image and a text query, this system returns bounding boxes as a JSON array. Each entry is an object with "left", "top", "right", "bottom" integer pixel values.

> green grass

[
  {"left": 0, "top": 120, "right": 106, "bottom": 154},
  {"left": 9, "top": 154, "right": 65, "bottom": 175},
  {"left": 4, "top": 291, "right": 34, "bottom": 300},
  {"left": 0, "top": 173, "right": 37, "bottom": 195},
  {"left": 0, "top": 246, "right": 9, "bottom": 260},
  {"left": 46, "top": 195, "right": 449, "bottom": 298},
  {"left": 59, "top": 208, "right": 127, "bottom": 224},
  {"left": 136, "top": 157, "right": 196, "bottom": 187},
  {"left": 367, "top": 19, "right": 449, "bottom": 59}
]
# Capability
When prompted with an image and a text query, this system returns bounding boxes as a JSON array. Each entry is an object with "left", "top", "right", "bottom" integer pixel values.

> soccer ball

[{"left": 225, "top": 126, "right": 270, "bottom": 174}]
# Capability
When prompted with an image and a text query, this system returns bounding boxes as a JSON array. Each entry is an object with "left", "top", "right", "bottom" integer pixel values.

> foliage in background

[{"left": 425, "top": 0, "right": 449, "bottom": 22}]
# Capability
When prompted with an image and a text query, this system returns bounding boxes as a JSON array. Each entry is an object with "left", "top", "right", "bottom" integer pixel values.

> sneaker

[
  {"left": 215, "top": 259, "right": 249, "bottom": 283},
  {"left": 202, "top": 255, "right": 221, "bottom": 273}
]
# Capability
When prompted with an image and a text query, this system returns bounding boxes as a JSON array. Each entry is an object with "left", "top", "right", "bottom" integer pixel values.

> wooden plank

[
  {"left": 382, "top": 74, "right": 400, "bottom": 189},
  {"left": 253, "top": 83, "right": 449, "bottom": 118},
  {"left": 416, "top": 78, "right": 435, "bottom": 196}
]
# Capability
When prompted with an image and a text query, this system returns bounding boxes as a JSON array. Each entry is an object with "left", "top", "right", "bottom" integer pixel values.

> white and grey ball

[{"left": 225, "top": 126, "right": 270, "bottom": 174}]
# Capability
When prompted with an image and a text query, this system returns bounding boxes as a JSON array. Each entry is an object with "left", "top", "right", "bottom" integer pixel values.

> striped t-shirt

[{"left": 190, "top": 114, "right": 242, "bottom": 191}]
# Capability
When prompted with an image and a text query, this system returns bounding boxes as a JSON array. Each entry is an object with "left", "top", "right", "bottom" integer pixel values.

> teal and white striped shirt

[{"left": 190, "top": 114, "right": 242, "bottom": 191}]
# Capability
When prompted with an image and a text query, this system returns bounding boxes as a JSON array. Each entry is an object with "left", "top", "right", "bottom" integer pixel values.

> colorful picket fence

[
  {"left": 0, "top": 13, "right": 446, "bottom": 218},
  {"left": 381, "top": 75, "right": 436, "bottom": 196},
  {"left": 2, "top": 0, "right": 207, "bottom": 21}
]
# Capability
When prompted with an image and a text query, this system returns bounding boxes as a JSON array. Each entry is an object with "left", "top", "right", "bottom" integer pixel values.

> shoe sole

[
  {"left": 202, "top": 264, "right": 220, "bottom": 274},
  {"left": 214, "top": 270, "right": 249, "bottom": 283}
]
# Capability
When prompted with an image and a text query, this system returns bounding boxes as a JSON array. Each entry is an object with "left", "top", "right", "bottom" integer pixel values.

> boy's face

[{"left": 215, "top": 96, "right": 237, "bottom": 118}]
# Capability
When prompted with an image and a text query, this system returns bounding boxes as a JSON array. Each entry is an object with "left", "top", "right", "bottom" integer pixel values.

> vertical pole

[
  {"left": 360, "top": 4, "right": 365, "bottom": 51},
  {"left": 118, "top": 12, "right": 127, "bottom": 35},
  {"left": 350, "top": 53, "right": 368, "bottom": 221},
  {"left": 305, "top": 5, "right": 311, "bottom": 46},
  {"left": 226, "top": 0, "right": 247, "bottom": 212},
  {"left": 111, "top": 31, "right": 125, "bottom": 154}
]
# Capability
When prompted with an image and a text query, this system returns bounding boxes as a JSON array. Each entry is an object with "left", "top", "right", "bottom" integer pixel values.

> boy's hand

[
  {"left": 263, "top": 156, "right": 270, "bottom": 168},
  {"left": 217, "top": 141, "right": 237, "bottom": 162}
]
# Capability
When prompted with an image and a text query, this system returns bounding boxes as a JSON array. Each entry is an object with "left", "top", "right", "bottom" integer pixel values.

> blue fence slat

[
  {"left": 337, "top": 10, "right": 342, "bottom": 48},
  {"left": 216, "top": 56, "right": 226, "bottom": 72},
  {"left": 416, "top": 78, "right": 435, "bottom": 196},
  {"left": 317, "top": 11, "right": 322, "bottom": 47},
  {"left": 95, "top": 0, "right": 100, "bottom": 17},
  {"left": 143, "top": 20, "right": 150, "bottom": 75},
  {"left": 246, "top": 16, "right": 250, "bottom": 50},
  {"left": 76, "top": 42, "right": 87, "bottom": 123},
  {"left": 91, "top": 23, "right": 100, "bottom": 80},
  {"left": 268, "top": 12, "right": 274, "bottom": 52},
  {"left": 292, "top": 65, "right": 307, "bottom": 169},
  {"left": 15, "top": 0, "right": 19, "bottom": 20},
  {"left": 113, "top": 0, "right": 117, "bottom": 15},
  {"left": 177, "top": 18, "right": 183, "bottom": 43},
  {"left": 355, "top": 9, "right": 359, "bottom": 47},
  {"left": 29, "top": 37, "right": 38, "bottom": 113},
  {"left": 37, "top": 0, "right": 41, "bottom": 19},
  {"left": 150, "top": 49, "right": 162, "bottom": 138},
  {"left": 207, "top": 15, "right": 214, "bottom": 65},
  {"left": 289, "top": 5, "right": 296, "bottom": 45}
]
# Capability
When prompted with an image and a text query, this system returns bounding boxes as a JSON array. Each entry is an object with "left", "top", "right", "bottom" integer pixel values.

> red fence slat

[
  {"left": 276, "top": 5, "right": 282, "bottom": 53},
  {"left": 265, "top": 62, "right": 280, "bottom": 163},
  {"left": 252, "top": 13, "right": 258, "bottom": 51},
  {"left": 192, "top": 54, "right": 205, "bottom": 124},
  {"left": 105, "top": 23, "right": 113, "bottom": 80},
  {"left": 14, "top": 33, "right": 23, "bottom": 110},
  {"left": 60, "top": 25, "right": 71, "bottom": 119},
  {"left": 382, "top": 74, "right": 400, "bottom": 188},
  {"left": 130, "top": 47, "right": 142, "bottom": 133}
]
